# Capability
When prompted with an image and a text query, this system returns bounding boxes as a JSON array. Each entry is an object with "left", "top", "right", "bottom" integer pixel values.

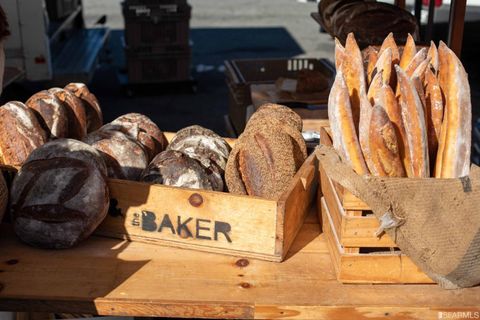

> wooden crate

[
  {"left": 318, "top": 128, "right": 434, "bottom": 283},
  {"left": 95, "top": 138, "right": 318, "bottom": 263}
]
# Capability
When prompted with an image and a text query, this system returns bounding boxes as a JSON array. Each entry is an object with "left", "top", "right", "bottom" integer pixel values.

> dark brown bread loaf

[
  {"left": 110, "top": 113, "right": 168, "bottom": 161},
  {"left": 141, "top": 150, "right": 214, "bottom": 190},
  {"left": 85, "top": 130, "right": 148, "bottom": 181},
  {"left": 320, "top": 0, "right": 363, "bottom": 31},
  {"left": 225, "top": 103, "right": 307, "bottom": 200},
  {"left": 10, "top": 139, "right": 109, "bottom": 249},
  {"left": 0, "top": 101, "right": 48, "bottom": 166},
  {"left": 25, "top": 90, "right": 69, "bottom": 139},
  {"left": 167, "top": 125, "right": 230, "bottom": 191},
  {"left": 48, "top": 88, "right": 88, "bottom": 140},
  {"left": 64, "top": 83, "right": 103, "bottom": 132},
  {"left": 296, "top": 69, "right": 330, "bottom": 93},
  {"left": 331, "top": 1, "right": 418, "bottom": 48}
]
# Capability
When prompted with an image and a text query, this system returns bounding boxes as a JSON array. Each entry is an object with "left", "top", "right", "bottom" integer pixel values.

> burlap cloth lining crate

[{"left": 316, "top": 145, "right": 480, "bottom": 289}]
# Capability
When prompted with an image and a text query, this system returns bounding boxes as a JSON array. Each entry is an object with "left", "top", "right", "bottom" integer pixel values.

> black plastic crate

[
  {"left": 122, "top": 2, "right": 191, "bottom": 19},
  {"left": 123, "top": 3, "right": 191, "bottom": 49},
  {"left": 126, "top": 48, "right": 191, "bottom": 84},
  {"left": 224, "top": 58, "right": 335, "bottom": 134}
]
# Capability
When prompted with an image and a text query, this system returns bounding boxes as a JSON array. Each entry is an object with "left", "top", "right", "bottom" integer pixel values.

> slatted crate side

[
  {"left": 318, "top": 127, "right": 396, "bottom": 248},
  {"left": 319, "top": 162, "right": 397, "bottom": 248},
  {"left": 320, "top": 197, "right": 434, "bottom": 284},
  {"left": 319, "top": 127, "right": 369, "bottom": 211}
]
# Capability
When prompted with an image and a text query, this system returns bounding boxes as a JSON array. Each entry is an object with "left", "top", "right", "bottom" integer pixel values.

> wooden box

[
  {"left": 96, "top": 149, "right": 318, "bottom": 263},
  {"left": 318, "top": 128, "right": 433, "bottom": 283}
]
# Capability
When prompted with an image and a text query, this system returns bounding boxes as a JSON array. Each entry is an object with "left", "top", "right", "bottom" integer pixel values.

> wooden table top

[{"left": 0, "top": 209, "right": 479, "bottom": 319}]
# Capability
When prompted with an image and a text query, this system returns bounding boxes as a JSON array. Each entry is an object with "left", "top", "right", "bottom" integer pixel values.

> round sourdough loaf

[
  {"left": 0, "top": 101, "right": 48, "bottom": 166},
  {"left": 110, "top": 113, "right": 168, "bottom": 161},
  {"left": 85, "top": 130, "right": 148, "bottom": 180},
  {"left": 141, "top": 150, "right": 213, "bottom": 190},
  {"left": 25, "top": 90, "right": 69, "bottom": 139},
  {"left": 167, "top": 125, "right": 230, "bottom": 191},
  {"left": 48, "top": 88, "right": 88, "bottom": 140},
  {"left": 10, "top": 139, "right": 109, "bottom": 249},
  {"left": 64, "top": 83, "right": 103, "bottom": 132}
]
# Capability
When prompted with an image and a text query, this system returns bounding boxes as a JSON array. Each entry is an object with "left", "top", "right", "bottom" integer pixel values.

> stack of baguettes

[{"left": 329, "top": 32, "right": 471, "bottom": 178}]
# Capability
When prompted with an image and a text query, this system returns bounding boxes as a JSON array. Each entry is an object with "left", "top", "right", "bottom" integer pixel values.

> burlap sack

[{"left": 316, "top": 145, "right": 480, "bottom": 289}]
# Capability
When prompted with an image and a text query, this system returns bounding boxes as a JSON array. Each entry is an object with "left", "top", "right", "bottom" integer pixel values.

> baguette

[
  {"left": 404, "top": 47, "right": 427, "bottom": 77},
  {"left": 425, "top": 67, "right": 444, "bottom": 174},
  {"left": 369, "top": 105, "right": 406, "bottom": 177},
  {"left": 399, "top": 34, "right": 417, "bottom": 70},
  {"left": 427, "top": 41, "right": 439, "bottom": 75},
  {"left": 328, "top": 70, "right": 368, "bottom": 174},
  {"left": 335, "top": 38, "right": 346, "bottom": 70},
  {"left": 364, "top": 46, "right": 378, "bottom": 85},
  {"left": 367, "top": 71, "right": 383, "bottom": 106},
  {"left": 359, "top": 95, "right": 375, "bottom": 174},
  {"left": 395, "top": 65, "right": 429, "bottom": 177},
  {"left": 373, "top": 47, "right": 392, "bottom": 86},
  {"left": 436, "top": 41, "right": 471, "bottom": 178},
  {"left": 378, "top": 32, "right": 400, "bottom": 65},
  {"left": 341, "top": 33, "right": 367, "bottom": 131},
  {"left": 378, "top": 33, "right": 399, "bottom": 88}
]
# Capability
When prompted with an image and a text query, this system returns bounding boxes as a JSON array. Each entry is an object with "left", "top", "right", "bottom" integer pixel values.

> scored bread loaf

[
  {"left": 377, "top": 83, "right": 410, "bottom": 176},
  {"left": 10, "top": 139, "right": 109, "bottom": 249},
  {"left": 399, "top": 34, "right": 417, "bottom": 70},
  {"left": 225, "top": 103, "right": 307, "bottom": 200},
  {"left": 395, "top": 65, "right": 429, "bottom": 177},
  {"left": 427, "top": 41, "right": 439, "bottom": 75},
  {"left": 110, "top": 113, "right": 168, "bottom": 161},
  {"left": 141, "top": 150, "right": 214, "bottom": 190},
  {"left": 328, "top": 70, "right": 368, "bottom": 174},
  {"left": 64, "top": 83, "right": 103, "bottom": 132},
  {"left": 435, "top": 41, "right": 471, "bottom": 178},
  {"left": 364, "top": 46, "right": 378, "bottom": 85},
  {"left": 378, "top": 32, "right": 400, "bottom": 65},
  {"left": 373, "top": 47, "right": 392, "bottom": 86},
  {"left": 404, "top": 48, "right": 427, "bottom": 78},
  {"left": 335, "top": 38, "right": 347, "bottom": 70},
  {"left": 358, "top": 94, "right": 375, "bottom": 174},
  {"left": 167, "top": 125, "right": 230, "bottom": 191},
  {"left": 341, "top": 33, "right": 367, "bottom": 130},
  {"left": 369, "top": 105, "right": 406, "bottom": 177},
  {"left": 235, "top": 127, "right": 301, "bottom": 199},
  {"left": 0, "top": 101, "right": 48, "bottom": 166},
  {"left": 425, "top": 67, "right": 444, "bottom": 172},
  {"left": 48, "top": 88, "right": 88, "bottom": 140},
  {"left": 86, "top": 130, "right": 148, "bottom": 181},
  {"left": 25, "top": 90, "right": 69, "bottom": 139}
]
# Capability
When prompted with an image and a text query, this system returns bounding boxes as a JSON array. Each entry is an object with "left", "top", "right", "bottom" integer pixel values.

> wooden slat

[
  {"left": 321, "top": 197, "right": 434, "bottom": 284},
  {"left": 97, "top": 179, "right": 280, "bottom": 260},
  {"left": 319, "top": 156, "right": 396, "bottom": 248},
  {"left": 279, "top": 153, "right": 319, "bottom": 258}
]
